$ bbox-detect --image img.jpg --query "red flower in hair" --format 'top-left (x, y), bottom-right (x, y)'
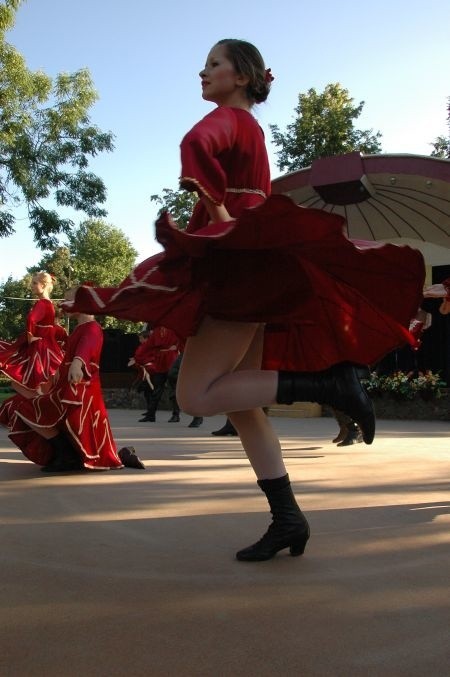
top-left (265, 68), bottom-right (274, 83)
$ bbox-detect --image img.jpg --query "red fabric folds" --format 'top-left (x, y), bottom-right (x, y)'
top-left (63, 195), bottom-right (425, 371)
top-left (0, 299), bottom-right (64, 390)
top-left (0, 321), bottom-right (122, 469)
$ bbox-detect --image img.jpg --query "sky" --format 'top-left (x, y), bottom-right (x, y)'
top-left (1, 0), bottom-right (450, 282)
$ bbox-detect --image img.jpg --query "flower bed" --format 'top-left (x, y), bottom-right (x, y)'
top-left (362, 370), bottom-right (449, 421)
top-left (362, 370), bottom-right (447, 401)
top-left (321, 370), bottom-right (449, 421)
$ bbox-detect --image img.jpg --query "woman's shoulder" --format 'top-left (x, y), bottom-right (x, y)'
top-left (201, 106), bottom-right (255, 122)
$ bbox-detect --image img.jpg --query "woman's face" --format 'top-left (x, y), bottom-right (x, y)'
top-left (199, 44), bottom-right (248, 106)
top-left (31, 277), bottom-right (45, 297)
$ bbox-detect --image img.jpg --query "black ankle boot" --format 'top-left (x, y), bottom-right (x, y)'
top-left (236, 474), bottom-right (310, 562)
top-left (332, 408), bottom-right (352, 443)
top-left (42, 432), bottom-right (83, 473)
top-left (277, 362), bottom-right (375, 444)
top-left (337, 423), bottom-right (363, 447)
top-left (188, 416), bottom-right (203, 428)
top-left (168, 413), bottom-right (180, 423)
top-left (211, 418), bottom-right (238, 436)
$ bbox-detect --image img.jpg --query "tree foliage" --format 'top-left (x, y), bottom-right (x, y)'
top-left (0, 274), bottom-right (32, 340)
top-left (150, 187), bottom-right (198, 230)
top-left (30, 220), bottom-right (139, 331)
top-left (65, 219), bottom-right (137, 287)
top-left (430, 97), bottom-right (450, 159)
top-left (270, 83), bottom-right (382, 172)
top-left (0, 0), bottom-right (114, 247)
top-left (0, 220), bottom-right (141, 337)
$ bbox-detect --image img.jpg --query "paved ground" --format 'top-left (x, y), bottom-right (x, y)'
top-left (1, 411), bottom-right (449, 677)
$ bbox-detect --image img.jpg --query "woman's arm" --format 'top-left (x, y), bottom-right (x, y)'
top-left (200, 197), bottom-right (233, 224)
top-left (180, 108), bottom-right (238, 208)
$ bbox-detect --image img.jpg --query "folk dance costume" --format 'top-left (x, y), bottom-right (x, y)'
top-left (0, 320), bottom-right (123, 470)
top-left (133, 326), bottom-right (180, 422)
top-left (0, 298), bottom-right (64, 391)
top-left (62, 107), bottom-right (425, 377)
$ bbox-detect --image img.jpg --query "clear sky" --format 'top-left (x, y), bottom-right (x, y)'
top-left (2, 0), bottom-right (449, 282)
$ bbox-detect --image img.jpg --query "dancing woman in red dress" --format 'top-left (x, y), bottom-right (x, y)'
top-left (129, 325), bottom-right (180, 422)
top-left (0, 271), bottom-right (64, 391)
top-left (0, 287), bottom-right (143, 472)
top-left (63, 40), bottom-right (425, 560)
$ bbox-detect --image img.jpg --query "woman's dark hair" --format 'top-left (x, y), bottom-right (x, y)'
top-left (216, 39), bottom-right (271, 104)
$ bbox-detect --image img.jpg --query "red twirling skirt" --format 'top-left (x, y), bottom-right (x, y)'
top-left (63, 195), bottom-right (425, 371)
top-left (0, 375), bottom-right (123, 469)
top-left (0, 333), bottom-right (64, 390)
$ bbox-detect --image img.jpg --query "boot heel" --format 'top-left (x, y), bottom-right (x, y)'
top-left (289, 529), bottom-right (310, 557)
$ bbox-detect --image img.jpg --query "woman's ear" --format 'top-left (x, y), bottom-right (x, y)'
top-left (235, 73), bottom-right (250, 88)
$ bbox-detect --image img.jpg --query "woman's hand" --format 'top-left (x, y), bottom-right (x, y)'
top-left (202, 196), bottom-right (233, 223)
top-left (27, 332), bottom-right (42, 345)
top-left (68, 358), bottom-right (84, 384)
top-left (423, 283), bottom-right (447, 298)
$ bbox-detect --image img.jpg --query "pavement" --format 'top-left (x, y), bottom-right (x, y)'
top-left (0, 410), bottom-right (449, 677)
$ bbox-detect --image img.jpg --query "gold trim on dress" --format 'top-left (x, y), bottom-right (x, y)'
top-left (226, 187), bottom-right (267, 198)
top-left (179, 176), bottom-right (220, 205)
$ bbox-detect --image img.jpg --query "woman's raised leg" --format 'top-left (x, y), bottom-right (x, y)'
top-left (176, 316), bottom-right (278, 416)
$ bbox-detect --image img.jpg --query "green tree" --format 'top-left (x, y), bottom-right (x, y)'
top-left (0, 274), bottom-right (32, 340)
top-left (66, 219), bottom-right (137, 286)
top-left (270, 83), bottom-right (382, 172)
top-left (0, 0), bottom-right (114, 248)
top-left (150, 187), bottom-right (198, 230)
top-left (66, 219), bottom-right (139, 331)
top-left (430, 97), bottom-right (450, 158)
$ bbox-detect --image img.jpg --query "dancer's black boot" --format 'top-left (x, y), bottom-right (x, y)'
top-left (277, 362), bottom-right (375, 444)
top-left (337, 422), bottom-right (363, 447)
top-left (236, 474), bottom-right (310, 562)
top-left (332, 408), bottom-right (351, 443)
top-left (188, 416), bottom-right (203, 428)
top-left (139, 406), bottom-right (156, 422)
top-left (41, 432), bottom-right (84, 473)
top-left (211, 418), bottom-right (238, 436)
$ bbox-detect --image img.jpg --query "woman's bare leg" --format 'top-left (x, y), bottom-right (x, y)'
top-left (228, 325), bottom-right (286, 479)
top-left (229, 408), bottom-right (286, 479)
top-left (178, 318), bottom-right (286, 479)
top-left (179, 317), bottom-right (309, 561)
top-left (177, 316), bottom-right (278, 416)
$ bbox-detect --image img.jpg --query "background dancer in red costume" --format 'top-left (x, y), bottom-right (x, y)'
top-left (63, 39), bottom-right (425, 560)
top-left (129, 325), bottom-right (181, 423)
top-left (0, 271), bottom-right (64, 392)
top-left (0, 286), bottom-right (144, 472)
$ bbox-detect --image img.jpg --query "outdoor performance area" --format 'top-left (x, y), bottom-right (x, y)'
top-left (1, 411), bottom-right (449, 676)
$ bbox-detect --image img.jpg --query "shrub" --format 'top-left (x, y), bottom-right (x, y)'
top-left (362, 370), bottom-right (447, 400)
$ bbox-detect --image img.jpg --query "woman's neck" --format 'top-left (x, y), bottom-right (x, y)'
top-left (215, 90), bottom-right (251, 111)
